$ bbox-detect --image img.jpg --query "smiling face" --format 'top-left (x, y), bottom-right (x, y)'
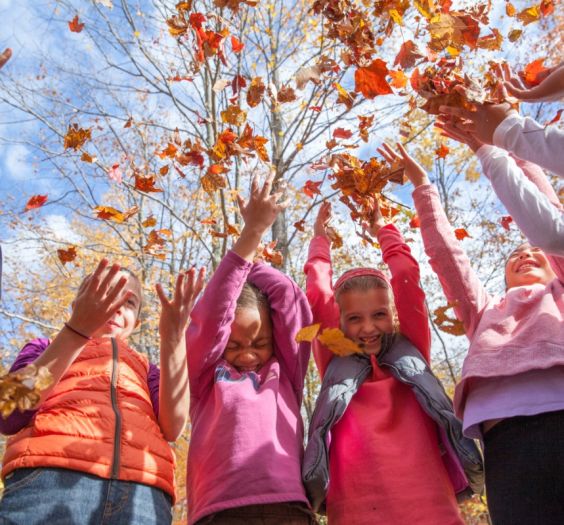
top-left (505, 243), bottom-right (556, 290)
top-left (338, 287), bottom-right (395, 355)
top-left (90, 270), bottom-right (142, 340)
top-left (223, 306), bottom-right (274, 372)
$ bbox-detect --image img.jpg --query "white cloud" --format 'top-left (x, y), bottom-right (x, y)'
top-left (3, 144), bottom-right (30, 180)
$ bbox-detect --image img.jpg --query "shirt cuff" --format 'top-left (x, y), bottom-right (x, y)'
top-left (492, 111), bottom-right (521, 149)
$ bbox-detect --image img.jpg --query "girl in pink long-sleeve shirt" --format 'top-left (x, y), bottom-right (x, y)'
top-left (305, 201), bottom-right (463, 525)
top-left (380, 142), bottom-right (564, 525)
top-left (186, 175), bottom-right (315, 525)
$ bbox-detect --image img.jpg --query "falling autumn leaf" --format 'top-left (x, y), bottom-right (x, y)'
top-left (508, 29), bottom-right (523, 42)
top-left (302, 180), bottom-right (322, 198)
top-left (333, 128), bottom-right (353, 140)
top-left (64, 124), bottom-right (92, 150)
top-left (435, 144), bottom-right (450, 158)
top-left (500, 216), bottom-right (513, 231)
top-left (454, 227), bottom-right (471, 240)
top-left (317, 328), bottom-right (362, 356)
top-left (25, 195), bottom-right (48, 211)
top-left (142, 216), bottom-right (157, 228)
top-left (135, 174), bottom-right (162, 193)
top-left (545, 109), bottom-right (563, 127)
top-left (433, 303), bottom-right (465, 336)
top-left (355, 59), bottom-right (393, 99)
top-left (295, 323), bottom-right (321, 343)
top-left (247, 76), bottom-right (266, 108)
top-left (107, 163), bottom-right (122, 184)
top-left (231, 35), bottom-right (244, 53)
top-left (409, 214), bottom-right (421, 228)
top-left (393, 40), bottom-right (425, 70)
top-left (294, 219), bottom-right (306, 232)
top-left (57, 246), bottom-right (78, 265)
top-left (516, 5), bottom-right (541, 25)
top-left (221, 104), bottom-right (247, 126)
top-left (389, 69), bottom-right (408, 89)
top-left (68, 15), bottom-right (85, 33)
top-left (0, 365), bottom-right (53, 419)
top-left (94, 205), bottom-right (138, 223)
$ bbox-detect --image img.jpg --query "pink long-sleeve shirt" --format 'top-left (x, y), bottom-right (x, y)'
top-left (185, 251), bottom-right (311, 524)
top-left (412, 184), bottom-right (564, 433)
top-left (305, 225), bottom-right (462, 525)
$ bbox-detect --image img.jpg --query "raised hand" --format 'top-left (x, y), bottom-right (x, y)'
top-left (156, 267), bottom-right (206, 347)
top-left (501, 61), bottom-right (564, 102)
top-left (67, 259), bottom-right (132, 338)
top-left (438, 86), bottom-right (513, 146)
top-left (234, 174), bottom-right (289, 261)
top-left (313, 201), bottom-right (332, 239)
top-left (435, 116), bottom-right (484, 153)
top-left (377, 143), bottom-right (429, 188)
top-left (362, 200), bottom-right (387, 238)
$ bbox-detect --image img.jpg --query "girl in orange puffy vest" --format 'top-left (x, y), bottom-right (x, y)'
top-left (0, 259), bottom-right (204, 525)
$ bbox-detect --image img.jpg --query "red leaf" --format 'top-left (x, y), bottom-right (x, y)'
top-left (231, 74), bottom-right (247, 96)
top-left (409, 214), bottom-right (420, 228)
top-left (355, 59), bottom-right (393, 99)
top-left (68, 15), bottom-right (84, 33)
top-left (333, 128), bottom-right (353, 139)
top-left (500, 216), bottom-right (513, 231)
top-left (435, 144), bottom-right (450, 158)
top-left (454, 227), bottom-right (471, 240)
top-left (189, 13), bottom-right (206, 30)
top-left (310, 106), bottom-right (322, 112)
top-left (231, 35), bottom-right (244, 53)
top-left (302, 180), bottom-right (322, 198)
top-left (25, 195), bottom-right (48, 211)
top-left (393, 40), bottom-right (424, 70)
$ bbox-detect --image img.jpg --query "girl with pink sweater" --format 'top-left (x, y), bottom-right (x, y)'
top-left (304, 201), bottom-right (466, 525)
top-left (185, 176), bottom-right (314, 525)
top-left (381, 143), bottom-right (564, 525)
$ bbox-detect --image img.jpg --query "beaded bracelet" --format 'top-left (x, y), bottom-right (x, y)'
top-left (64, 322), bottom-right (92, 341)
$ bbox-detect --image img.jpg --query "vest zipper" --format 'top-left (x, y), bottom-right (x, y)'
top-left (110, 337), bottom-right (122, 479)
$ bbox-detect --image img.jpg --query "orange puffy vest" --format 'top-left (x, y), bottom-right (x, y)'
top-left (2, 338), bottom-right (176, 500)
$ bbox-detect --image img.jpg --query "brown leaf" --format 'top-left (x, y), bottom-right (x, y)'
top-left (221, 105), bottom-right (247, 126)
top-left (57, 246), bottom-right (78, 265)
top-left (277, 86), bottom-right (297, 104)
top-left (64, 124), bottom-right (92, 150)
top-left (135, 174), bottom-right (163, 193)
top-left (433, 303), bottom-right (465, 336)
top-left (247, 76), bottom-right (266, 108)
top-left (393, 40), bottom-right (425, 70)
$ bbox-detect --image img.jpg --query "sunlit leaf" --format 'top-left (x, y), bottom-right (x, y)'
top-left (57, 246), bottom-right (78, 265)
top-left (433, 303), bottom-right (465, 336)
top-left (355, 59), bottom-right (393, 99)
top-left (500, 216), bottom-right (513, 231)
top-left (25, 195), bottom-right (48, 211)
top-left (295, 323), bottom-right (321, 343)
top-left (454, 227), bottom-right (471, 240)
top-left (64, 124), bottom-right (92, 150)
top-left (317, 327), bottom-right (362, 356)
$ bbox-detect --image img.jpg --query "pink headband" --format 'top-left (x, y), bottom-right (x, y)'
top-left (334, 268), bottom-right (390, 291)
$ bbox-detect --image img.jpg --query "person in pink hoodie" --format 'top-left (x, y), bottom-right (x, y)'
top-left (379, 142), bottom-right (564, 525)
top-left (304, 200), bottom-right (464, 525)
top-left (185, 175), bottom-right (315, 525)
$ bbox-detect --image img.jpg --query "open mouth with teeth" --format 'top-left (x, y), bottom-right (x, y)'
top-left (357, 335), bottom-right (381, 348)
top-left (515, 260), bottom-right (540, 273)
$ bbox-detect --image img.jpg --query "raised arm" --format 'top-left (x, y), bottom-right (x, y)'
top-left (187, 174), bottom-right (288, 397)
top-left (380, 143), bottom-right (491, 339)
top-left (247, 263), bottom-right (312, 399)
top-left (187, 252), bottom-right (252, 398)
top-left (304, 202), bottom-right (341, 377)
top-left (378, 223), bottom-right (431, 361)
top-left (476, 145), bottom-right (564, 257)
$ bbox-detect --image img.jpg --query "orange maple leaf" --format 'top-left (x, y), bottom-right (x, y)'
top-left (135, 175), bottom-right (162, 193)
top-left (64, 124), bottom-right (92, 150)
top-left (435, 144), bottom-right (450, 158)
top-left (355, 59), bottom-right (393, 99)
top-left (295, 323), bottom-right (321, 343)
top-left (247, 77), bottom-right (266, 108)
top-left (333, 128), bottom-right (353, 140)
top-left (231, 35), bottom-right (244, 53)
top-left (520, 58), bottom-right (550, 87)
top-left (454, 227), bottom-right (471, 240)
top-left (317, 328), bottom-right (362, 356)
top-left (25, 195), bottom-right (48, 211)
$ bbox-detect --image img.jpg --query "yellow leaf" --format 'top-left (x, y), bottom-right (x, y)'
top-left (295, 323), bottom-right (321, 343)
top-left (389, 8), bottom-right (403, 25)
top-left (317, 328), bottom-right (362, 356)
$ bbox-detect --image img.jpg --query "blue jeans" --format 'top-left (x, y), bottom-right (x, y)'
top-left (0, 467), bottom-right (172, 525)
